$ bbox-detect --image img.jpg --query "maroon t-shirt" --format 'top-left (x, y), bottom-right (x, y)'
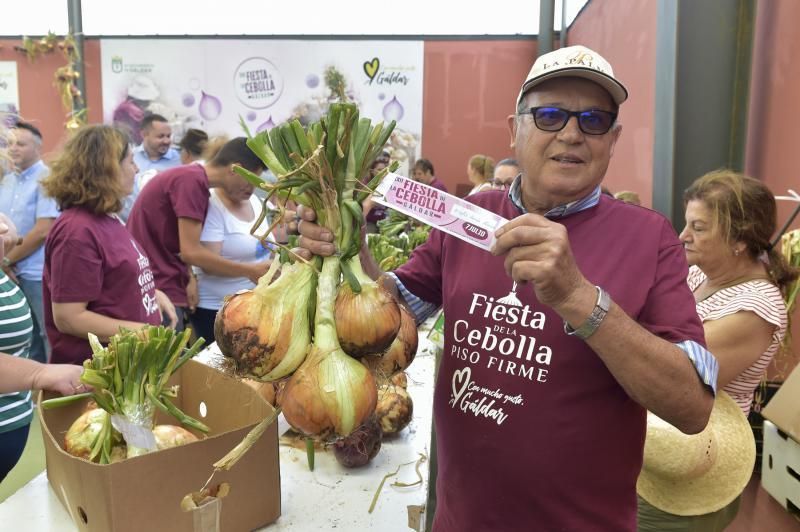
top-left (44, 208), bottom-right (161, 365)
top-left (429, 177), bottom-right (448, 194)
top-left (395, 191), bottom-right (704, 532)
top-left (126, 164), bottom-right (210, 306)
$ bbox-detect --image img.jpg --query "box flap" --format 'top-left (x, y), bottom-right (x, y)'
top-left (762, 363), bottom-right (800, 441)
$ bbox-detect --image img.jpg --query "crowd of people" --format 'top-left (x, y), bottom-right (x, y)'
top-left (0, 43), bottom-right (794, 532)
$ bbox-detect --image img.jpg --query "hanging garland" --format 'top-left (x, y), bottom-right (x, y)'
top-left (14, 32), bottom-right (86, 130)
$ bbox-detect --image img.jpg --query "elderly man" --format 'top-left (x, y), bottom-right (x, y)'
top-left (0, 122), bottom-right (59, 363)
top-left (299, 45), bottom-right (716, 531)
top-left (492, 157), bottom-right (520, 188)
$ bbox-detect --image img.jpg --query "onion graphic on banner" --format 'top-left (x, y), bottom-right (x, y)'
top-left (198, 91), bottom-right (222, 120)
top-left (382, 96), bottom-right (404, 122)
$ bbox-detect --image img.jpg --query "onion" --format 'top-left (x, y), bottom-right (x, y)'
top-left (375, 378), bottom-right (413, 435)
top-left (364, 304), bottom-right (418, 377)
top-left (153, 425), bottom-right (199, 449)
top-left (335, 257), bottom-right (401, 357)
top-left (332, 416), bottom-right (383, 468)
top-left (64, 408), bottom-right (124, 461)
top-left (244, 378), bottom-right (278, 405)
top-left (215, 261), bottom-right (314, 380)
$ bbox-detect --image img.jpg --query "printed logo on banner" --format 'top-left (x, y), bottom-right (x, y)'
top-left (111, 56), bottom-right (123, 74)
top-left (362, 56), bottom-right (411, 87)
top-left (233, 57), bottom-right (284, 109)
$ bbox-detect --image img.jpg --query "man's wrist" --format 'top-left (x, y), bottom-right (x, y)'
top-left (563, 285), bottom-right (611, 340)
top-left (2, 257), bottom-right (13, 268)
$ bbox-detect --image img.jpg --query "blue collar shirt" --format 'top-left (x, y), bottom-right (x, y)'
top-left (0, 160), bottom-right (60, 280)
top-left (132, 144), bottom-right (181, 174)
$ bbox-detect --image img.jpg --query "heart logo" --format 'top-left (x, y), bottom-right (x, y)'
top-left (450, 367), bottom-right (472, 406)
top-left (363, 57), bottom-right (380, 81)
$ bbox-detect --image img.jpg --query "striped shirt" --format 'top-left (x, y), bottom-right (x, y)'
top-left (688, 265), bottom-right (786, 414)
top-left (0, 271), bottom-right (34, 433)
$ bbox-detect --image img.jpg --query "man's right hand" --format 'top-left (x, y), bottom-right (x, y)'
top-left (295, 206), bottom-right (336, 260)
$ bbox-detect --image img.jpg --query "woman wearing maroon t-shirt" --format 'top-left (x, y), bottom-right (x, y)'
top-left (41, 126), bottom-right (176, 365)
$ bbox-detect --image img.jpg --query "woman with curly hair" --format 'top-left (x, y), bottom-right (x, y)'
top-left (41, 125), bottom-right (176, 365)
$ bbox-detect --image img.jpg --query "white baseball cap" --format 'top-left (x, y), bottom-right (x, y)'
top-left (516, 45), bottom-right (628, 108)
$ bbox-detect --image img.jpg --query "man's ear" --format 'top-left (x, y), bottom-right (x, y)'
top-left (506, 114), bottom-right (518, 150)
top-left (608, 123), bottom-right (623, 158)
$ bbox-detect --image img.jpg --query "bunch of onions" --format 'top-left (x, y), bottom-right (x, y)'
top-left (44, 326), bottom-right (208, 464)
top-left (215, 259), bottom-right (315, 380)
top-left (230, 103), bottom-right (406, 443)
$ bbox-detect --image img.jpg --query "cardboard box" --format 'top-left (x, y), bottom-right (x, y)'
top-left (39, 359), bottom-right (281, 532)
top-left (761, 363), bottom-right (800, 443)
top-left (760, 420), bottom-right (800, 512)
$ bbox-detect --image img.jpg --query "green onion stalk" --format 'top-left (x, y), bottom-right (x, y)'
top-left (42, 326), bottom-right (208, 464)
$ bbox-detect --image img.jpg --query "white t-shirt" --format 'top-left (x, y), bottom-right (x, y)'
top-left (197, 190), bottom-right (274, 310)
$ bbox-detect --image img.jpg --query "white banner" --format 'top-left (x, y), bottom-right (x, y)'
top-left (100, 39), bottom-right (423, 173)
top-left (0, 61), bottom-right (19, 116)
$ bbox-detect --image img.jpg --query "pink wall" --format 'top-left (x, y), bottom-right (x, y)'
top-left (0, 39), bottom-right (103, 159)
top-left (422, 39), bottom-right (538, 195)
top-left (745, 0), bottom-right (800, 376)
top-left (567, 0), bottom-right (658, 207)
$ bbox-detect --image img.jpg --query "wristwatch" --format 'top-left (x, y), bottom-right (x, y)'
top-left (563, 286), bottom-right (611, 340)
top-left (1, 257), bottom-right (11, 268)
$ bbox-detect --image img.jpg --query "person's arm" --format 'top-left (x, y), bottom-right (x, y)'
top-left (4, 217), bottom-right (54, 264)
top-left (52, 301), bottom-right (149, 342)
top-left (702, 310), bottom-right (775, 388)
top-left (0, 213), bottom-right (20, 255)
top-left (154, 289), bottom-right (178, 328)
top-left (491, 213), bottom-right (713, 435)
top-left (178, 218), bottom-right (270, 283)
top-left (0, 353), bottom-right (85, 395)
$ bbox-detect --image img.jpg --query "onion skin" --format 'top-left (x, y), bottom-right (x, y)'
top-left (64, 408), bottom-right (110, 459)
top-left (335, 281), bottom-right (401, 357)
top-left (244, 378), bottom-right (278, 406)
top-left (214, 262), bottom-right (313, 381)
top-left (64, 408), bottom-right (126, 462)
top-left (364, 304), bottom-right (418, 377)
top-left (375, 379), bottom-right (413, 435)
top-left (332, 416), bottom-right (383, 468)
top-left (281, 346), bottom-right (378, 438)
top-left (153, 425), bottom-right (199, 449)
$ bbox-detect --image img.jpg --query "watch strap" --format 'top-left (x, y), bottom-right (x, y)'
top-left (563, 286), bottom-right (610, 340)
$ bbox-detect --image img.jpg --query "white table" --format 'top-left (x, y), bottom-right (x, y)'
top-left (0, 328), bottom-right (438, 531)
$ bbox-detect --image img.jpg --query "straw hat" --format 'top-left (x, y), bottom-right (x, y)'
top-left (636, 391), bottom-right (755, 516)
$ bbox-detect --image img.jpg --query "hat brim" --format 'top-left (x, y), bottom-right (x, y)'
top-left (517, 68), bottom-right (629, 108)
top-left (636, 392), bottom-right (755, 516)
